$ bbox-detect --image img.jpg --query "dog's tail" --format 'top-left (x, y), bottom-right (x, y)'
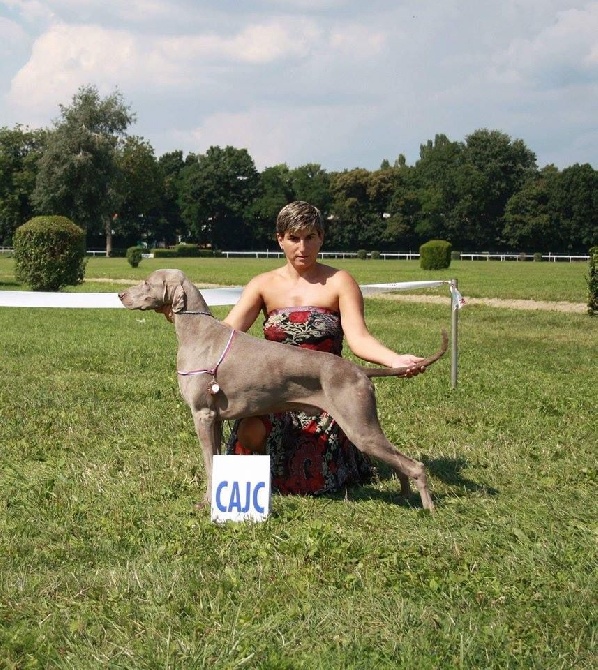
top-left (360, 330), bottom-right (449, 378)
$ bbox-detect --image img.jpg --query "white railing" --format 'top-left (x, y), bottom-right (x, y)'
top-left (0, 248), bottom-right (590, 262)
top-left (221, 250), bottom-right (590, 262)
top-left (458, 253), bottom-right (590, 262)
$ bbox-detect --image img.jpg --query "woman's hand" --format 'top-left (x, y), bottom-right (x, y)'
top-left (389, 353), bottom-right (427, 376)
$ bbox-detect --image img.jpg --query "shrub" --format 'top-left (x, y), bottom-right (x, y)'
top-left (14, 216), bottom-right (86, 291)
top-left (126, 246), bottom-right (143, 268)
top-left (451, 250), bottom-right (461, 261)
top-left (419, 240), bottom-right (452, 270)
top-left (356, 249), bottom-right (368, 260)
top-left (587, 246), bottom-right (598, 316)
top-left (518, 252), bottom-right (528, 261)
top-left (151, 245), bottom-right (219, 258)
top-left (174, 243), bottom-right (201, 257)
top-left (152, 248), bottom-right (178, 259)
top-left (370, 250), bottom-right (380, 260)
top-left (533, 252), bottom-right (543, 262)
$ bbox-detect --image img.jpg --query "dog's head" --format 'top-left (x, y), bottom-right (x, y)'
top-left (119, 269), bottom-right (187, 321)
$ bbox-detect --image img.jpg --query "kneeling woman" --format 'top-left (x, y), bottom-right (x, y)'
top-left (223, 201), bottom-right (425, 495)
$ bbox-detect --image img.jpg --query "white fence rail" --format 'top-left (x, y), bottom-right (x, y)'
top-left (220, 250), bottom-right (590, 262)
top-left (0, 248), bottom-right (590, 262)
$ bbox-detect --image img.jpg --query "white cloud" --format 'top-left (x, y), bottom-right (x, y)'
top-left (492, 3), bottom-right (598, 87)
top-left (177, 102), bottom-right (387, 171)
top-left (7, 24), bottom-right (141, 122)
top-left (1, 1), bottom-right (596, 169)
top-left (2, 0), bottom-right (55, 24)
top-left (0, 17), bottom-right (28, 52)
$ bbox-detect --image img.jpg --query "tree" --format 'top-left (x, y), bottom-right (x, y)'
top-left (330, 168), bottom-right (382, 249)
top-left (247, 164), bottom-right (294, 248)
top-left (0, 125), bottom-right (46, 245)
top-left (178, 146), bottom-right (259, 249)
top-left (456, 129), bottom-right (537, 249)
top-left (114, 136), bottom-right (164, 247)
top-left (383, 164), bottom-right (421, 250)
top-left (503, 165), bottom-right (561, 251)
top-left (157, 150), bottom-right (186, 246)
top-left (33, 85), bottom-right (135, 255)
top-left (289, 164), bottom-right (332, 215)
top-left (552, 164), bottom-right (598, 252)
top-left (412, 130), bottom-right (537, 250)
top-left (412, 134), bottom-right (464, 244)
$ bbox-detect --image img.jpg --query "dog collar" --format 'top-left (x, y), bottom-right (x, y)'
top-left (177, 330), bottom-right (236, 385)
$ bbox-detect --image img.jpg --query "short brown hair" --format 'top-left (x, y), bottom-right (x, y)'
top-left (276, 201), bottom-right (324, 236)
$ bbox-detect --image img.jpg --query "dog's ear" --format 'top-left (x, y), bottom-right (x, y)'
top-left (172, 285), bottom-right (186, 313)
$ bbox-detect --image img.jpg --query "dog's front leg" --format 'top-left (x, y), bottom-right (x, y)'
top-left (191, 408), bottom-right (221, 507)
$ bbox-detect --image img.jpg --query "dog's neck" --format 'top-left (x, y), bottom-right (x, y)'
top-left (181, 279), bottom-right (212, 315)
top-left (172, 279), bottom-right (224, 345)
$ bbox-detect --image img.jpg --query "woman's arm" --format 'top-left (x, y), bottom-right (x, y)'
top-left (222, 276), bottom-right (265, 332)
top-left (336, 271), bottom-right (425, 370)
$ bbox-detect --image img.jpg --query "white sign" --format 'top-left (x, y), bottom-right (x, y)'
top-left (211, 455), bottom-right (271, 523)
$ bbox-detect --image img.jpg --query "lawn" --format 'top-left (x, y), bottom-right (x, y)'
top-left (0, 258), bottom-right (596, 668)
top-left (0, 254), bottom-right (590, 303)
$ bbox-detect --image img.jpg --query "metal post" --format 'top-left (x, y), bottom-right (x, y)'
top-left (450, 278), bottom-right (459, 389)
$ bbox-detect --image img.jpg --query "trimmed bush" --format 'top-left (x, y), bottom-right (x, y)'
top-left (533, 252), bottom-right (543, 262)
top-left (370, 250), bottom-right (380, 260)
top-left (587, 246), bottom-right (598, 316)
top-left (356, 249), bottom-right (368, 260)
top-left (174, 243), bottom-right (201, 257)
top-left (419, 239), bottom-right (452, 270)
top-left (151, 246), bottom-right (219, 258)
top-left (152, 248), bottom-right (178, 259)
top-left (14, 216), bottom-right (86, 291)
top-left (126, 246), bottom-right (143, 268)
top-left (451, 250), bottom-right (461, 261)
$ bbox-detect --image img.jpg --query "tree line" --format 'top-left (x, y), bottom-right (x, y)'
top-left (1, 85), bottom-right (596, 254)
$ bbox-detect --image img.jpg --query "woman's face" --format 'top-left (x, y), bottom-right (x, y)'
top-left (277, 227), bottom-right (323, 268)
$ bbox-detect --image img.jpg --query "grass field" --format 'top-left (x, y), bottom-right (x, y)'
top-left (0, 254), bottom-right (591, 303)
top-left (0, 258), bottom-right (596, 668)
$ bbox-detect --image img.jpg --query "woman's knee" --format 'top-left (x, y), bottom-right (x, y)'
top-left (237, 416), bottom-right (268, 453)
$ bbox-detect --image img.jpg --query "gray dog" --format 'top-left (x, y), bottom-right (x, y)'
top-left (119, 269), bottom-right (447, 510)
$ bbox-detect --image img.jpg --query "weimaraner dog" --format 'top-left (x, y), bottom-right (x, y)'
top-left (119, 269), bottom-right (448, 510)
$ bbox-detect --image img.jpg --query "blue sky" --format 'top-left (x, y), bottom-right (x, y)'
top-left (1, 0), bottom-right (596, 171)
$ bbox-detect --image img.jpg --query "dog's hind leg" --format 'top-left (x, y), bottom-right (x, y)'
top-left (323, 378), bottom-right (434, 510)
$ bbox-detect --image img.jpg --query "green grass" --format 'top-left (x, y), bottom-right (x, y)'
top-left (0, 261), bottom-right (596, 668)
top-left (0, 254), bottom-right (590, 302)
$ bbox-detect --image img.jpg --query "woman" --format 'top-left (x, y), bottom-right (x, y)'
top-left (223, 201), bottom-right (425, 495)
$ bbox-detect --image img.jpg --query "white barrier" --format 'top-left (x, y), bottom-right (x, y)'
top-left (0, 287), bottom-right (245, 309)
top-left (0, 280), bottom-right (462, 387)
top-left (211, 455), bottom-right (271, 522)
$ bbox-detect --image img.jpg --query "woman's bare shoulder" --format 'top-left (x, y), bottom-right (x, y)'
top-left (325, 266), bottom-right (359, 288)
top-left (246, 268), bottom-right (283, 290)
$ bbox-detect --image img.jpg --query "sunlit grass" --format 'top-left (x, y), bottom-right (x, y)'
top-left (1, 283), bottom-right (596, 667)
top-left (0, 254), bottom-right (590, 303)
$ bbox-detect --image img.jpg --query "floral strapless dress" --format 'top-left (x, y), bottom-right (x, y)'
top-left (225, 307), bottom-right (375, 495)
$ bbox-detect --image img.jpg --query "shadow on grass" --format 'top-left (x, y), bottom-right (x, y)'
top-left (310, 455), bottom-right (499, 510)
top-left (422, 455), bottom-right (499, 497)
top-left (0, 279), bottom-right (22, 289)
top-left (270, 486), bottom-right (425, 513)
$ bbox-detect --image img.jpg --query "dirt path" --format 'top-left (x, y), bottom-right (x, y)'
top-left (367, 292), bottom-right (587, 313)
